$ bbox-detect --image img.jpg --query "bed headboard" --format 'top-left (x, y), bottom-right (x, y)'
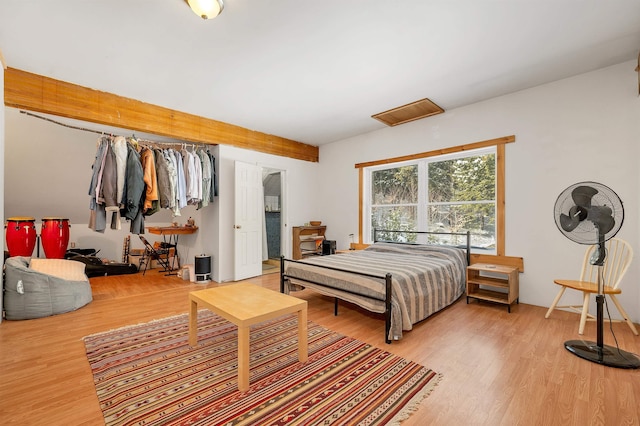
top-left (373, 229), bottom-right (471, 265)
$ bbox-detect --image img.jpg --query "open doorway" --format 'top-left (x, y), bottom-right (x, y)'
top-left (262, 168), bottom-right (285, 275)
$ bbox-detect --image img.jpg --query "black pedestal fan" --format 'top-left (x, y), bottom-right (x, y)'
top-left (554, 181), bottom-right (640, 369)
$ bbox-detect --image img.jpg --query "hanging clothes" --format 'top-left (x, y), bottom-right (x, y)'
top-left (88, 137), bottom-right (110, 232)
top-left (197, 148), bottom-right (212, 209)
top-left (193, 149), bottom-right (203, 204)
top-left (101, 142), bottom-right (122, 230)
top-left (164, 149), bottom-right (179, 216)
top-left (165, 149), bottom-right (177, 211)
top-left (154, 148), bottom-right (171, 209)
top-left (140, 147), bottom-right (159, 214)
top-left (87, 136), bottom-right (216, 234)
top-left (121, 143), bottom-right (146, 234)
top-left (112, 136), bottom-right (128, 210)
top-left (207, 149), bottom-right (218, 198)
top-left (173, 149), bottom-right (187, 209)
top-left (181, 146), bottom-right (194, 204)
top-left (182, 147), bottom-right (202, 206)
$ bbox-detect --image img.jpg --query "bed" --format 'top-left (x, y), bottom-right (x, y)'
top-left (280, 230), bottom-right (470, 343)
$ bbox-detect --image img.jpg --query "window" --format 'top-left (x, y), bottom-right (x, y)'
top-left (370, 163), bottom-right (419, 241)
top-left (365, 147), bottom-right (496, 253)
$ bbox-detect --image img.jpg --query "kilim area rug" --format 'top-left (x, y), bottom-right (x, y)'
top-left (83, 311), bottom-right (441, 426)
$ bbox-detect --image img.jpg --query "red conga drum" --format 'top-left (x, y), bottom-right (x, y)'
top-left (5, 216), bottom-right (37, 257)
top-left (41, 217), bottom-right (70, 259)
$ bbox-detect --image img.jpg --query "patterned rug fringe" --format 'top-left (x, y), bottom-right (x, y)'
top-left (387, 372), bottom-right (443, 425)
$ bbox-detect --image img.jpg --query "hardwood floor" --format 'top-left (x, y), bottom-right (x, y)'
top-left (1, 270), bottom-right (639, 425)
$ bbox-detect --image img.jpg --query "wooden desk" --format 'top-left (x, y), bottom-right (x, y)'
top-left (189, 283), bottom-right (308, 391)
top-left (146, 226), bottom-right (198, 271)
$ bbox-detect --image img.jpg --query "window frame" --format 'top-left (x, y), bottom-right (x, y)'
top-left (364, 147), bottom-right (497, 253)
top-left (366, 158), bottom-right (420, 238)
top-left (356, 135), bottom-right (515, 258)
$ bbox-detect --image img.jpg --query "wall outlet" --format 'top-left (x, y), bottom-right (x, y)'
top-left (70, 242), bottom-right (76, 248)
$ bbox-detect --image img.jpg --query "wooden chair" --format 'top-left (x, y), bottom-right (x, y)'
top-left (545, 238), bottom-right (638, 336)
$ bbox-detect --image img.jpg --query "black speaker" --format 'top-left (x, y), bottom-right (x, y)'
top-left (322, 240), bottom-right (336, 255)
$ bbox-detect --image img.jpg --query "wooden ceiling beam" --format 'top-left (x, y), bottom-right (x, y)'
top-left (4, 67), bottom-right (319, 162)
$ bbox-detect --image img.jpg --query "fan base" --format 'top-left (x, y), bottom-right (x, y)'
top-left (565, 340), bottom-right (640, 369)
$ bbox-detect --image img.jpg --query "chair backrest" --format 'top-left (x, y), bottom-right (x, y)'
top-left (139, 235), bottom-right (155, 252)
top-left (139, 235), bottom-right (149, 246)
top-left (138, 235), bottom-right (168, 255)
top-left (579, 237), bottom-right (633, 289)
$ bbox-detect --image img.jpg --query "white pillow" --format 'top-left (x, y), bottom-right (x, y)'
top-left (29, 259), bottom-right (88, 281)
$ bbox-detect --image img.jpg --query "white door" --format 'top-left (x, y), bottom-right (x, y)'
top-left (234, 161), bottom-right (263, 280)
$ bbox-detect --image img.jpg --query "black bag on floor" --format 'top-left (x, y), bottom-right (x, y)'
top-left (68, 255), bottom-right (138, 278)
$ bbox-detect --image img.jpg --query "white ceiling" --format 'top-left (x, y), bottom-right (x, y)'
top-left (1, 1), bottom-right (639, 147)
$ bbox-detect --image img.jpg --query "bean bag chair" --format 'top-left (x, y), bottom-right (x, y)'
top-left (3, 257), bottom-right (93, 320)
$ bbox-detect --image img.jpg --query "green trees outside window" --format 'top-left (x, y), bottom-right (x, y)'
top-left (368, 148), bottom-right (496, 250)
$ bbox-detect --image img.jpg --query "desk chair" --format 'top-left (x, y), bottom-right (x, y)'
top-left (545, 238), bottom-right (638, 336)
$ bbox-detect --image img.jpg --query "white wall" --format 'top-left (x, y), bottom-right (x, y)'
top-left (214, 144), bottom-right (320, 282)
top-left (317, 61), bottom-right (640, 323)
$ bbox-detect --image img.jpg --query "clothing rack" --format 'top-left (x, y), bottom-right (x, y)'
top-left (21, 110), bottom-right (105, 135)
top-left (136, 139), bottom-right (206, 152)
top-left (20, 110), bottom-right (214, 149)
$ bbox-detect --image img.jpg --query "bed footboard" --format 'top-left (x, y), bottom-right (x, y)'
top-left (281, 256), bottom-right (394, 344)
top-left (280, 229), bottom-right (470, 344)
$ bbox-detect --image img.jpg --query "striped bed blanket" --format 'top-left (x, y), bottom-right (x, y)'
top-left (283, 242), bottom-right (467, 340)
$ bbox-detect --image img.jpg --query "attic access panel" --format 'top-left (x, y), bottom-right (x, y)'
top-left (372, 98), bottom-right (444, 127)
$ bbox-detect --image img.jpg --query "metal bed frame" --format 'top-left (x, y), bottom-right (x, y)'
top-left (280, 230), bottom-right (470, 343)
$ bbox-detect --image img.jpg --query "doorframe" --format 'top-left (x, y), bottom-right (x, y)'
top-left (261, 165), bottom-right (288, 260)
top-left (279, 169), bottom-right (288, 258)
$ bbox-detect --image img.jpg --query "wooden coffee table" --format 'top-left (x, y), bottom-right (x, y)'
top-left (188, 282), bottom-right (308, 391)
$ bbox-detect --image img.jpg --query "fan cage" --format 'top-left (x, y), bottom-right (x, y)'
top-left (553, 181), bottom-right (624, 245)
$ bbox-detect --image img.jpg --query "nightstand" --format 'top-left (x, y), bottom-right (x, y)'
top-left (466, 263), bottom-right (519, 312)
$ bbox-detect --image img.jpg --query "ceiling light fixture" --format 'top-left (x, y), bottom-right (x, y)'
top-left (185, 0), bottom-right (224, 20)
